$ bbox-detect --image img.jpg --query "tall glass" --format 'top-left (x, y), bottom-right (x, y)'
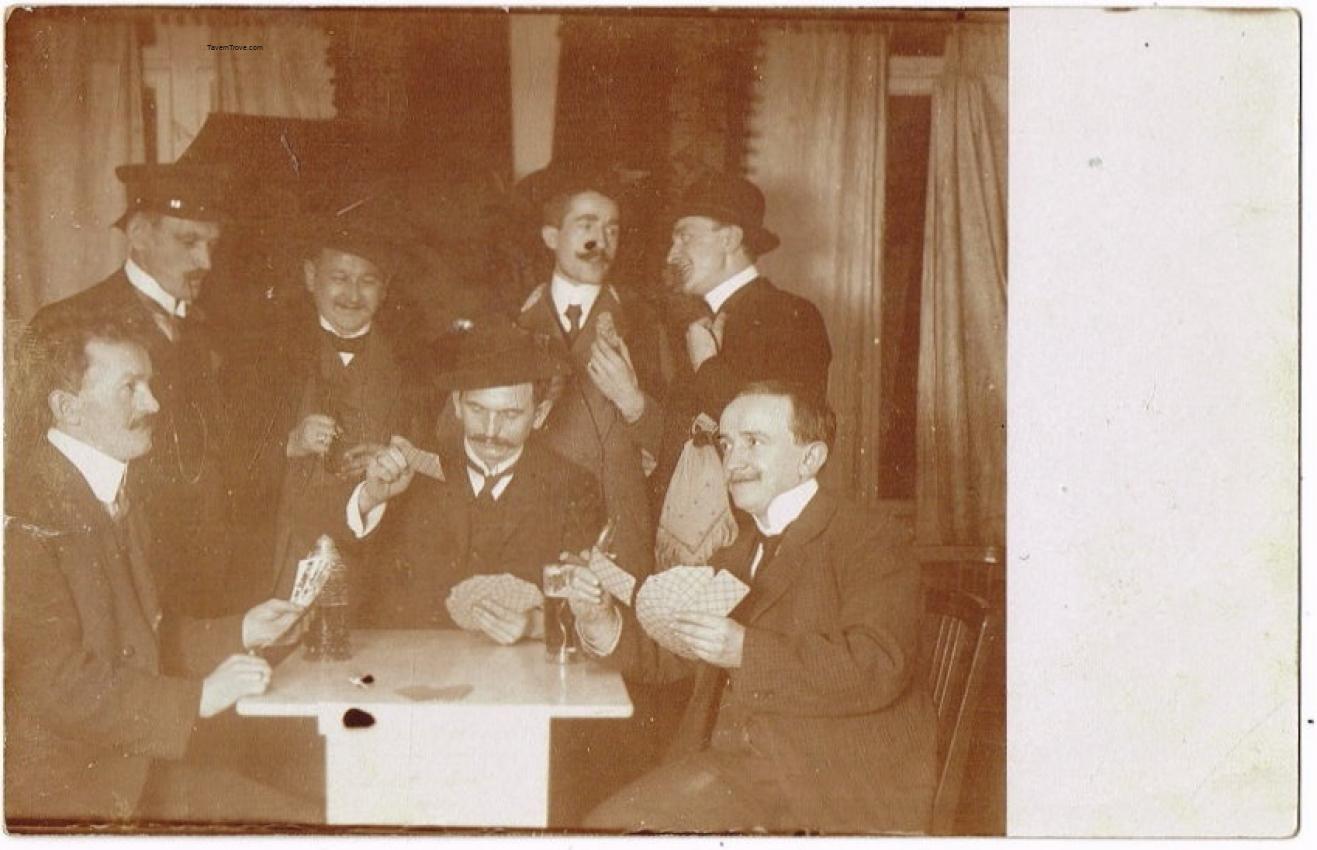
top-left (542, 564), bottom-right (578, 664)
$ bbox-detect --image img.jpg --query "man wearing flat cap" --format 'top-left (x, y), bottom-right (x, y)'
top-left (224, 193), bottom-right (431, 606)
top-left (515, 161), bottom-right (665, 583)
top-left (649, 172), bottom-right (832, 537)
top-left (21, 162), bottom-right (235, 622)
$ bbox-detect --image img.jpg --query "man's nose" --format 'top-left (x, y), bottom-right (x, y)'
top-left (666, 242), bottom-right (682, 264)
top-left (139, 385), bottom-right (161, 415)
top-left (193, 244), bottom-right (212, 271)
top-left (480, 412), bottom-right (499, 436)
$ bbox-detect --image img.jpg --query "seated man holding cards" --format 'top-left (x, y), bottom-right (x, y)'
top-left (570, 381), bottom-right (936, 834)
top-left (4, 315), bottom-right (315, 824)
top-left (341, 316), bottom-right (605, 640)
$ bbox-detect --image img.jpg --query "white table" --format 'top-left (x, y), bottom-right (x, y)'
top-left (237, 629), bottom-right (633, 827)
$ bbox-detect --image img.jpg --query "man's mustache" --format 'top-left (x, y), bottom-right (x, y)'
top-left (576, 245), bottom-right (612, 264)
top-left (727, 472), bottom-right (759, 485)
top-left (131, 414), bottom-right (155, 431)
top-left (473, 436), bottom-right (515, 450)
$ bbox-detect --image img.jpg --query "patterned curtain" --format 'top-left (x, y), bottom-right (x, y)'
top-left (915, 23), bottom-right (1008, 548)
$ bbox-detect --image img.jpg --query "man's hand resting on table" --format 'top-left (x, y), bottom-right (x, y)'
top-left (199, 654), bottom-right (272, 718)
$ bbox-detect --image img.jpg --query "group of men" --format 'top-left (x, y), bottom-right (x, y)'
top-left (5, 157), bottom-right (934, 833)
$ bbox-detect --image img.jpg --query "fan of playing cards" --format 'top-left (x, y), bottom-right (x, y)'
top-left (585, 550), bottom-right (638, 606)
top-left (445, 573), bottom-right (544, 632)
top-left (634, 566), bottom-right (751, 660)
top-left (289, 535), bottom-right (341, 608)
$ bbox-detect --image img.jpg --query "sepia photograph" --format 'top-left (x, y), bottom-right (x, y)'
top-left (1, 2), bottom-right (1296, 840)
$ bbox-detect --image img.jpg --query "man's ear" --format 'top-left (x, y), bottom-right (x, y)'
top-left (800, 441), bottom-right (829, 477)
top-left (124, 214), bottom-right (151, 251)
top-left (721, 224), bottom-right (745, 254)
top-left (48, 388), bottom-right (79, 428)
top-left (531, 397), bottom-right (554, 429)
top-left (303, 259), bottom-right (318, 294)
top-left (541, 225), bottom-right (560, 253)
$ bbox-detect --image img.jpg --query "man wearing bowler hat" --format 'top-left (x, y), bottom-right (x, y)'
top-left (21, 162), bottom-right (236, 622)
top-left (225, 191), bottom-right (431, 606)
top-left (648, 172), bottom-right (833, 523)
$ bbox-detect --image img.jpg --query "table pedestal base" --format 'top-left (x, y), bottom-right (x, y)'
top-left (320, 707), bottom-right (551, 827)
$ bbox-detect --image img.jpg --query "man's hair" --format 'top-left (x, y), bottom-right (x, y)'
top-left (737, 379), bottom-right (836, 449)
top-left (16, 313), bottom-right (143, 432)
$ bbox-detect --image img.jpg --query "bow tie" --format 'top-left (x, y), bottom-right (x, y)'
top-left (323, 328), bottom-right (369, 355)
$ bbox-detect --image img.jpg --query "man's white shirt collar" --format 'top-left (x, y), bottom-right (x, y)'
top-left (318, 316), bottom-right (371, 365)
top-left (317, 315), bottom-right (372, 340)
top-left (463, 440), bottom-right (524, 500)
top-left (124, 258), bottom-right (187, 318)
top-left (754, 477), bottom-right (819, 537)
top-left (703, 265), bottom-right (760, 315)
top-left (550, 273), bottom-right (602, 326)
top-left (47, 428), bottom-right (127, 506)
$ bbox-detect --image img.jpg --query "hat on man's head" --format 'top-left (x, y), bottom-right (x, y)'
top-left (114, 162), bottom-right (232, 229)
top-left (518, 159), bottom-right (645, 221)
top-left (296, 186), bottom-right (416, 277)
top-left (669, 172), bottom-right (780, 255)
top-left (437, 315), bottom-right (566, 392)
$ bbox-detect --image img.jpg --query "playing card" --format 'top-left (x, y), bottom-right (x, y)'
top-left (400, 443), bottom-right (445, 480)
top-left (634, 565), bottom-right (750, 659)
top-left (587, 550), bottom-right (637, 605)
top-left (445, 573), bottom-right (543, 632)
top-left (289, 551), bottom-right (333, 608)
top-left (595, 310), bottom-right (622, 350)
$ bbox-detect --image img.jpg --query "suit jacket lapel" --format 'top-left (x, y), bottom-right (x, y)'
top-left (359, 330), bottom-right (402, 434)
top-left (518, 284), bottom-right (570, 352)
top-left (738, 488), bottom-right (838, 624)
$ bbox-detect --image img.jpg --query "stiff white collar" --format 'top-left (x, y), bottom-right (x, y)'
top-left (463, 440), bottom-right (524, 501)
top-left (124, 258), bottom-right (187, 318)
top-left (47, 428), bottom-right (127, 506)
top-left (754, 477), bottom-right (819, 537)
top-left (318, 314), bottom-right (372, 339)
top-left (703, 264), bottom-right (760, 314)
top-left (550, 273), bottom-right (602, 325)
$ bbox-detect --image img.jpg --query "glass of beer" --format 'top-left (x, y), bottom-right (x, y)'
top-left (542, 564), bottom-right (578, 664)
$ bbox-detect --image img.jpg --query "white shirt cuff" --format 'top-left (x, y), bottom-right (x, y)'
top-left (346, 482), bottom-right (386, 538)
top-left (576, 608), bottom-right (624, 657)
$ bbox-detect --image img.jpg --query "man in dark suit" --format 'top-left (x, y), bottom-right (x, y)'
top-left (515, 162), bottom-right (663, 581)
top-left (225, 199), bottom-right (430, 605)
top-left (4, 316), bottom-right (312, 825)
top-left (20, 163), bottom-right (234, 618)
top-left (573, 381), bottom-right (935, 833)
top-left (314, 317), bottom-right (602, 637)
top-left (646, 173), bottom-right (833, 514)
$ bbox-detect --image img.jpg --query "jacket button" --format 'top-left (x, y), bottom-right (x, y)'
top-left (121, 645), bottom-right (135, 658)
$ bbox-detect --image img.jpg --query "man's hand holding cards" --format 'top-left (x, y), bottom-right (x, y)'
top-left (587, 310), bottom-right (645, 422)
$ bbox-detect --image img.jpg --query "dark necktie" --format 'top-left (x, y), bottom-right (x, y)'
top-left (563, 304), bottom-right (583, 342)
top-left (469, 463), bottom-right (514, 506)
top-left (323, 328), bottom-right (369, 356)
top-left (751, 528), bottom-right (783, 579)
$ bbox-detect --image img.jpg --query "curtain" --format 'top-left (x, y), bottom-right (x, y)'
top-left (4, 10), bottom-right (145, 324)
top-left (747, 21), bottom-right (889, 502)
top-left (915, 23), bottom-right (1008, 548)
top-left (212, 17), bottom-right (335, 118)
